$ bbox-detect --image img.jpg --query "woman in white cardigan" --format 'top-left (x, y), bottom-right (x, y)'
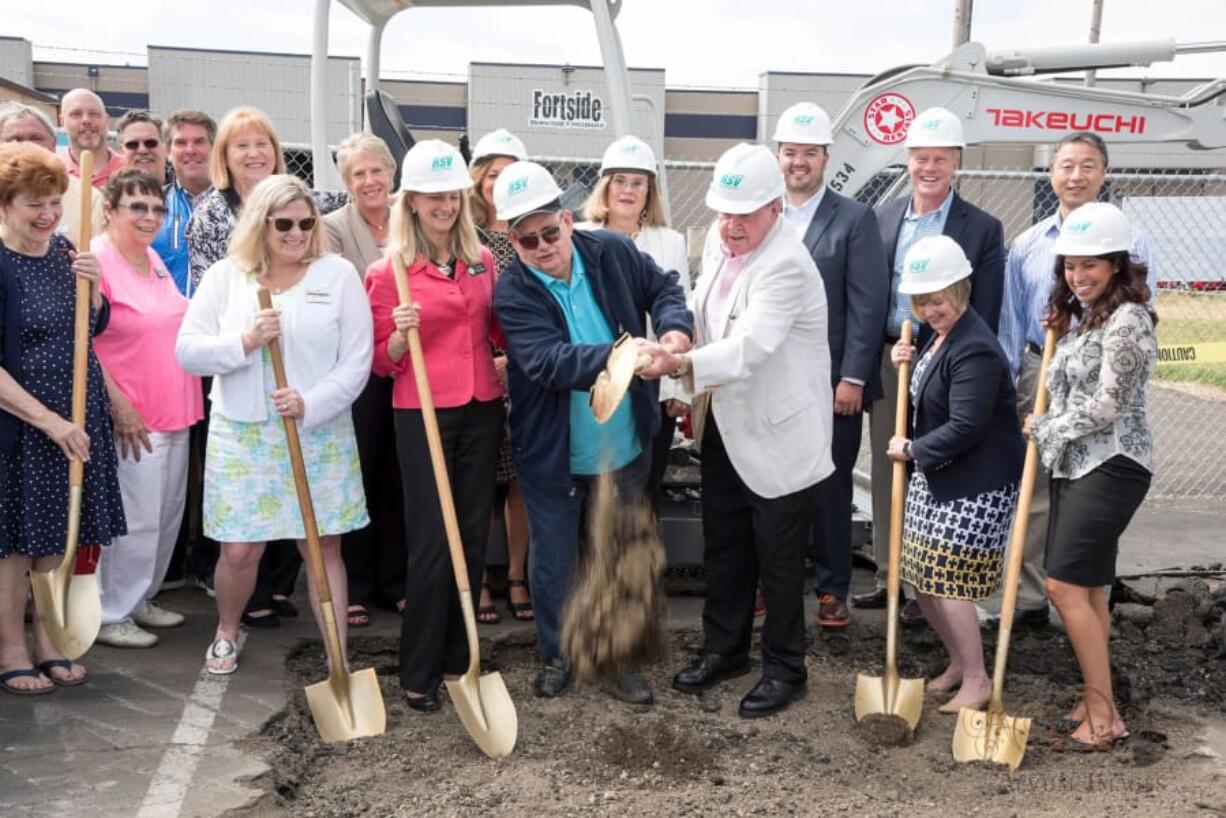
top-left (577, 135), bottom-right (691, 509)
top-left (176, 175), bottom-right (372, 675)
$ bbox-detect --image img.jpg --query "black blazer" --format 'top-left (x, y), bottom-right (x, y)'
top-left (877, 190), bottom-right (1005, 347)
top-left (800, 188), bottom-right (890, 403)
top-left (908, 306), bottom-right (1023, 503)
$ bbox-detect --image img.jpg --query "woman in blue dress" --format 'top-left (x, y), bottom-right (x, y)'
top-left (0, 143), bottom-right (126, 694)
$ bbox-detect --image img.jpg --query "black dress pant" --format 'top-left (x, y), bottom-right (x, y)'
top-left (182, 377), bottom-right (218, 583)
top-left (700, 416), bottom-right (817, 685)
top-left (646, 403), bottom-right (676, 514)
top-left (342, 374), bottom-right (407, 608)
top-left (810, 409), bottom-right (864, 600)
top-left (396, 399), bottom-right (503, 693)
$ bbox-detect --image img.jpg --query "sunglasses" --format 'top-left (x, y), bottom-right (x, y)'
top-left (118, 202), bottom-right (167, 217)
top-left (268, 217), bottom-right (317, 233)
top-left (514, 224), bottom-right (563, 250)
top-left (123, 138), bottom-right (160, 151)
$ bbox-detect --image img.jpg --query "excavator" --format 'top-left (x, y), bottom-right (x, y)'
top-left (309, 2), bottom-right (1224, 565)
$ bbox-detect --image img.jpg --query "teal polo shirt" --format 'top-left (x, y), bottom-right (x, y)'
top-left (528, 249), bottom-right (641, 475)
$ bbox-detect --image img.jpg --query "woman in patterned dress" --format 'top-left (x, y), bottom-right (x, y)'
top-left (888, 235), bottom-right (1024, 714)
top-left (0, 143), bottom-right (126, 693)
top-left (468, 128), bottom-right (533, 624)
top-left (176, 175), bottom-right (372, 675)
top-left (1027, 202), bottom-right (1156, 751)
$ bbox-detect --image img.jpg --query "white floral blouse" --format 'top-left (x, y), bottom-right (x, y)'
top-left (1031, 301), bottom-right (1156, 480)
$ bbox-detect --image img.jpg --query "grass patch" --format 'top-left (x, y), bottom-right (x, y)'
top-left (1154, 291), bottom-right (1226, 390)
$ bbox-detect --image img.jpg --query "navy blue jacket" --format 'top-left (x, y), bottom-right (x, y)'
top-left (908, 306), bottom-right (1023, 503)
top-left (878, 191), bottom-right (1005, 348)
top-left (494, 228), bottom-right (693, 491)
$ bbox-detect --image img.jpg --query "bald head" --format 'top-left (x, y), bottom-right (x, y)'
top-left (60, 88), bottom-right (109, 155)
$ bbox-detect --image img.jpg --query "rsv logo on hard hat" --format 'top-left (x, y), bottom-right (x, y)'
top-left (719, 174), bottom-right (744, 189)
top-left (431, 155), bottom-right (453, 171)
top-left (909, 258), bottom-right (931, 272)
top-left (1068, 220), bottom-right (1092, 233)
top-left (920, 118), bottom-right (942, 129)
top-left (507, 176), bottom-right (529, 196)
top-left (793, 115), bottom-right (815, 126)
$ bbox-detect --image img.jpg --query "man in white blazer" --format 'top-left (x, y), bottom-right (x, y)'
top-left (643, 143), bottom-right (834, 718)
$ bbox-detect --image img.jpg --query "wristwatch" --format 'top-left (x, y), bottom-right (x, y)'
top-left (669, 354), bottom-right (691, 379)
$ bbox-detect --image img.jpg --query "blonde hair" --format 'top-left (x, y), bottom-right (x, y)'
top-left (467, 156), bottom-right (499, 228)
top-left (227, 175), bottom-right (324, 275)
top-left (582, 171), bottom-right (668, 227)
top-left (335, 132), bottom-right (396, 184)
top-left (387, 188), bottom-right (482, 267)
top-left (210, 107), bottom-right (286, 191)
top-left (910, 277), bottom-right (972, 315)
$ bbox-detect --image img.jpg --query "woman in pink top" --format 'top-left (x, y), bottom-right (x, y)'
top-left (92, 168), bottom-right (204, 648)
top-left (365, 140), bottom-right (504, 712)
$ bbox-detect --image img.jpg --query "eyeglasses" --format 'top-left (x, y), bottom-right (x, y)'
top-left (268, 217), bottom-right (317, 233)
top-left (118, 202), bottom-right (167, 218)
top-left (123, 138), bottom-right (160, 151)
top-left (513, 223), bottom-right (563, 250)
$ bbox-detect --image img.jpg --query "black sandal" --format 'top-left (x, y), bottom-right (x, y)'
top-left (506, 579), bottom-right (534, 621)
top-left (477, 585), bottom-right (501, 625)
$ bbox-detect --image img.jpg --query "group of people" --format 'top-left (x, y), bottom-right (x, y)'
top-left (0, 89), bottom-right (1158, 753)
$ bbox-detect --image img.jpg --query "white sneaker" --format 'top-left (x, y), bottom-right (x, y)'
top-left (96, 621), bottom-right (159, 648)
top-left (133, 601), bottom-right (185, 629)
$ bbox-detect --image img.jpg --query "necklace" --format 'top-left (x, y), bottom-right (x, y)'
top-left (361, 207), bottom-right (389, 233)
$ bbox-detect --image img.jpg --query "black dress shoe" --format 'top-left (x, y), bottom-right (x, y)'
top-left (672, 652), bottom-right (750, 694)
top-left (534, 658), bottom-right (571, 698)
top-left (240, 611), bottom-right (280, 629)
top-left (404, 687), bottom-right (441, 713)
top-left (604, 670), bottom-right (654, 705)
top-left (899, 598), bottom-right (926, 627)
top-left (738, 676), bottom-right (805, 718)
top-left (851, 587), bottom-right (888, 609)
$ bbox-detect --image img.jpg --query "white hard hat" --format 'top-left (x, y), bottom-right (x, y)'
top-left (904, 107), bottom-right (966, 149)
top-left (773, 102), bottom-right (833, 146)
top-left (399, 139), bottom-right (472, 193)
top-left (705, 143), bottom-right (785, 215)
top-left (1053, 202), bottom-right (1131, 256)
top-left (471, 128), bottom-right (527, 163)
top-left (600, 135), bottom-right (657, 176)
top-left (493, 160), bottom-right (564, 223)
top-left (898, 235), bottom-right (973, 294)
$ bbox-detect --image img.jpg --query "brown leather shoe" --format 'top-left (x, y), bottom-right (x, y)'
top-left (815, 593), bottom-right (850, 628)
top-left (851, 587), bottom-right (888, 609)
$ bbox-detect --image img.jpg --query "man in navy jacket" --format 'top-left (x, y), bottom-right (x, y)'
top-left (492, 161), bottom-right (692, 703)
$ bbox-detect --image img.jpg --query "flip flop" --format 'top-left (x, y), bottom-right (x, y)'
top-left (36, 659), bottom-right (87, 687)
top-left (205, 638), bottom-right (239, 676)
top-left (0, 667), bottom-right (55, 696)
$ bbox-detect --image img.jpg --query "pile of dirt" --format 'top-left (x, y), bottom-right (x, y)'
top-left (234, 595), bottom-right (1226, 817)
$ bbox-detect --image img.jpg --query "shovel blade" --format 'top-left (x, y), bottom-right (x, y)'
top-left (854, 673), bottom-right (925, 731)
top-left (446, 670), bottom-right (518, 758)
top-left (29, 571), bottom-right (100, 661)
top-left (952, 707), bottom-right (1031, 771)
top-left (305, 667), bottom-right (386, 743)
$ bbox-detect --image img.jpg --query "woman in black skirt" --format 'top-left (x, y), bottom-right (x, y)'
top-left (1027, 202), bottom-right (1156, 752)
top-left (888, 235), bottom-right (1024, 714)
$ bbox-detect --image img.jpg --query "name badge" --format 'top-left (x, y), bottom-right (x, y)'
top-left (468, 262), bottom-right (488, 276)
top-left (305, 289), bottom-right (332, 304)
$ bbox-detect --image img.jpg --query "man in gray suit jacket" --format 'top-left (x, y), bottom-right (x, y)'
top-left (859, 107), bottom-right (1005, 622)
top-left (774, 103), bottom-right (889, 628)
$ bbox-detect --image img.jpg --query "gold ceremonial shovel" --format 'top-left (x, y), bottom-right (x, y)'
top-left (952, 327), bottom-right (1056, 771)
top-left (30, 150), bottom-right (101, 660)
top-left (390, 257), bottom-right (517, 757)
top-left (257, 289), bottom-right (385, 743)
top-left (590, 333), bottom-right (652, 424)
top-left (854, 320), bottom-right (924, 730)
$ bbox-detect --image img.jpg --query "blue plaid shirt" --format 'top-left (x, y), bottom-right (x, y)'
top-left (997, 211), bottom-right (1158, 378)
top-left (887, 189), bottom-right (954, 338)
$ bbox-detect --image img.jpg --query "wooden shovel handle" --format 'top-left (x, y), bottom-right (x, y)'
top-left (256, 288), bottom-right (331, 606)
top-left (389, 255), bottom-right (473, 595)
top-left (988, 326), bottom-right (1057, 708)
top-left (68, 151), bottom-right (94, 490)
top-left (884, 321), bottom-right (913, 673)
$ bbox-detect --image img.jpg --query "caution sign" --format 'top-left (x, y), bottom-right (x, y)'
top-left (1157, 343), bottom-right (1226, 365)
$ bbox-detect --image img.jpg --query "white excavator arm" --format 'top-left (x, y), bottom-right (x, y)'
top-left (824, 39), bottom-right (1226, 200)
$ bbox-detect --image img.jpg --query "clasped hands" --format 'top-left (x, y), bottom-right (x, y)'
top-left (632, 331), bottom-right (691, 380)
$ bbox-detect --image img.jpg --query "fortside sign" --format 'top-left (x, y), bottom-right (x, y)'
top-left (530, 88), bottom-right (606, 130)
